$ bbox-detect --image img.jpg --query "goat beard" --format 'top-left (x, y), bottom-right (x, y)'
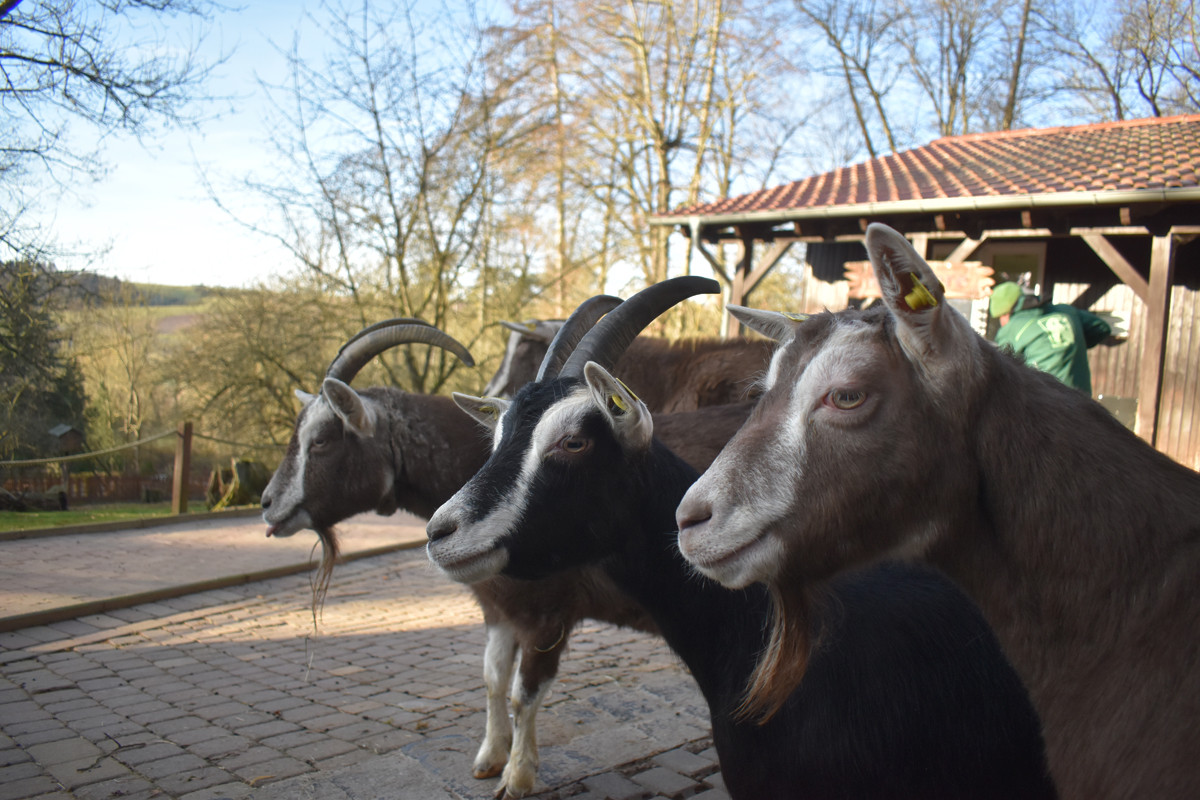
top-left (738, 580), bottom-right (818, 725)
top-left (309, 527), bottom-right (341, 626)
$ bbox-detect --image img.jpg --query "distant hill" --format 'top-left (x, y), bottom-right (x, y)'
top-left (63, 272), bottom-right (220, 306)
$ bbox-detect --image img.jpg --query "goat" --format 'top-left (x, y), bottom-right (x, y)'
top-left (484, 317), bottom-right (771, 411)
top-left (676, 222), bottom-right (1200, 800)
top-left (260, 316), bottom-right (754, 799)
top-left (427, 278), bottom-right (1057, 800)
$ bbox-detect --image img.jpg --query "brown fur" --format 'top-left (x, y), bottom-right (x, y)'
top-left (693, 228), bottom-right (1200, 798)
top-left (490, 335), bottom-right (772, 412)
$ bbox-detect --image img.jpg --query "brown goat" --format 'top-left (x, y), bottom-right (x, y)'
top-left (485, 321), bottom-right (770, 412)
top-left (677, 223), bottom-right (1200, 799)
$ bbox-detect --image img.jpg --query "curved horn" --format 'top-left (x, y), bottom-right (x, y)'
top-left (499, 319), bottom-right (564, 344)
top-left (339, 317), bottom-right (434, 353)
top-left (327, 320), bottom-right (475, 384)
top-left (536, 295), bottom-right (623, 381)
top-left (560, 276), bottom-right (720, 378)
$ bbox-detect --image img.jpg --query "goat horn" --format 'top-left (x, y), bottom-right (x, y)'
top-left (339, 317), bottom-right (434, 352)
top-left (499, 319), bottom-right (562, 344)
top-left (536, 295), bottom-right (623, 381)
top-left (560, 276), bottom-right (720, 378)
top-left (327, 319), bottom-right (476, 384)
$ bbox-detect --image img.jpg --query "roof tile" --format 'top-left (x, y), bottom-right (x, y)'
top-left (665, 115), bottom-right (1200, 218)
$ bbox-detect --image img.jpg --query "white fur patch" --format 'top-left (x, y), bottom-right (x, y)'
top-left (428, 388), bottom-right (593, 583)
top-left (678, 320), bottom-right (877, 587)
top-left (262, 401), bottom-right (329, 533)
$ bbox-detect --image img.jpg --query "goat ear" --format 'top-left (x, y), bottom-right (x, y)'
top-left (865, 223), bottom-right (971, 364)
top-left (452, 392), bottom-right (509, 430)
top-left (321, 378), bottom-right (375, 436)
top-left (295, 389), bottom-right (317, 406)
top-left (727, 305), bottom-right (802, 343)
top-left (583, 361), bottom-right (653, 452)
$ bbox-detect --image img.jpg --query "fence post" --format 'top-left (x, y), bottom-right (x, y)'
top-left (171, 421), bottom-right (193, 515)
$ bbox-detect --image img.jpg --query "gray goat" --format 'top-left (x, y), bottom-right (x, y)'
top-left (261, 316), bottom-right (755, 798)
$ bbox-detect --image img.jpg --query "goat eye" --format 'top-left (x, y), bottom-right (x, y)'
top-left (828, 389), bottom-right (866, 410)
top-left (558, 436), bottom-right (590, 454)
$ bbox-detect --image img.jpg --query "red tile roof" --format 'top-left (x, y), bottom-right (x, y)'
top-left (659, 115), bottom-right (1200, 221)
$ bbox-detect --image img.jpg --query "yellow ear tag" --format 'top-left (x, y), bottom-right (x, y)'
top-left (904, 275), bottom-right (939, 311)
top-left (781, 311), bottom-right (809, 322)
top-left (523, 321), bottom-right (537, 330)
top-left (609, 393), bottom-right (630, 413)
top-left (480, 397), bottom-right (504, 418)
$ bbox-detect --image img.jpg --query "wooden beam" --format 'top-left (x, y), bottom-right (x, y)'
top-left (742, 239), bottom-right (795, 302)
top-left (945, 233), bottom-right (988, 263)
top-left (1136, 234), bottom-right (1177, 446)
top-left (1080, 233), bottom-right (1150, 303)
top-left (910, 233), bottom-right (929, 257)
top-left (688, 218), bottom-right (731, 283)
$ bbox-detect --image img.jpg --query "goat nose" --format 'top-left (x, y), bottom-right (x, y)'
top-left (261, 495), bottom-right (272, 510)
top-left (676, 503), bottom-right (713, 532)
top-left (426, 517), bottom-right (458, 543)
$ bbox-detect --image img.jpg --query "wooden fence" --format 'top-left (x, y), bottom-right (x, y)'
top-left (1, 473), bottom-right (209, 505)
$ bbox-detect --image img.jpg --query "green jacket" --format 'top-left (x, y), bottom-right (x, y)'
top-left (994, 303), bottom-right (1112, 394)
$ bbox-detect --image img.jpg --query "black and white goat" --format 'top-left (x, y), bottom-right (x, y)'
top-left (260, 316), bottom-right (752, 798)
top-left (427, 280), bottom-right (1057, 800)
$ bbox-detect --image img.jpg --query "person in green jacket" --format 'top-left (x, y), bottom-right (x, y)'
top-left (989, 281), bottom-right (1113, 394)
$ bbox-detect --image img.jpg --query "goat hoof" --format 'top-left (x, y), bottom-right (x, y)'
top-left (495, 761), bottom-right (537, 798)
top-left (473, 741), bottom-right (510, 779)
top-left (474, 763), bottom-right (505, 779)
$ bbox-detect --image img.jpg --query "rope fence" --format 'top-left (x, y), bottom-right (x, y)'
top-left (1, 422), bottom-right (283, 514)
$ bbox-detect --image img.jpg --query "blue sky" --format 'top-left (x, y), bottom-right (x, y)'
top-left (46, 1), bottom-right (318, 288)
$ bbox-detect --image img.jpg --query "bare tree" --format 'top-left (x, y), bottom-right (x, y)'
top-left (0, 0), bottom-right (218, 257)
top-left (1045, 0), bottom-right (1198, 119)
top-left (793, 0), bottom-right (904, 157)
top-left (211, 0), bottom-right (542, 393)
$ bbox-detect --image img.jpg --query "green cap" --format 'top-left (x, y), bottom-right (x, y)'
top-left (989, 282), bottom-right (1022, 318)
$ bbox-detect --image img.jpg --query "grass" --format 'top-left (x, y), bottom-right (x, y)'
top-left (0, 502), bottom-right (176, 533)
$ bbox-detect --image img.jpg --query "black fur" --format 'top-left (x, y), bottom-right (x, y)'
top-left (461, 378), bottom-right (1057, 800)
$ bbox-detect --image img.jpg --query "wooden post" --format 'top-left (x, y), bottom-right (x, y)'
top-left (171, 421), bottom-right (193, 515)
top-left (725, 234), bottom-right (754, 338)
top-left (1136, 235), bottom-right (1176, 447)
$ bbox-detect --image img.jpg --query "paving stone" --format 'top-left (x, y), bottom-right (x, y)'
top-left (71, 775), bottom-right (159, 800)
top-left (236, 718), bottom-right (302, 741)
top-left (229, 754), bottom-right (312, 783)
top-left (652, 747), bottom-right (716, 778)
top-left (583, 771), bottom-right (651, 800)
top-left (631, 766), bottom-right (699, 797)
top-left (25, 736), bottom-right (103, 766)
top-left (111, 740), bottom-right (190, 767)
top-left (44, 755), bottom-right (132, 790)
top-left (135, 752), bottom-right (210, 779)
top-left (0, 775), bottom-right (62, 800)
top-left (153, 764), bottom-right (239, 796)
top-left (176, 782), bottom-right (256, 800)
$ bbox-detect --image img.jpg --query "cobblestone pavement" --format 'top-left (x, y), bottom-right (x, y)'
top-left (0, 539), bottom-right (730, 799)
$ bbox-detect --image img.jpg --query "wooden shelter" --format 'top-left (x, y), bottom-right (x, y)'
top-left (651, 115), bottom-right (1200, 465)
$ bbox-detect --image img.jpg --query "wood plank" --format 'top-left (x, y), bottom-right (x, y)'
top-left (1080, 233), bottom-right (1150, 303)
top-left (1135, 235), bottom-right (1176, 446)
top-left (744, 239), bottom-right (794, 299)
top-left (945, 234), bottom-right (988, 263)
top-left (725, 238), bottom-right (753, 339)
